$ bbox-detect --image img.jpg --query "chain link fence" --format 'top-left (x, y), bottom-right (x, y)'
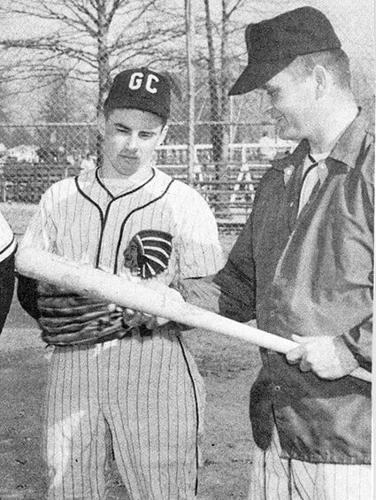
top-left (0, 120), bottom-right (294, 232)
top-left (0, 1), bottom-right (373, 233)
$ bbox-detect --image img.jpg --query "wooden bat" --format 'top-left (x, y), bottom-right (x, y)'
top-left (15, 247), bottom-right (371, 383)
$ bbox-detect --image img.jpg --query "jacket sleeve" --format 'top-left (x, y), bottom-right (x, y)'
top-left (340, 133), bottom-right (374, 372)
top-left (183, 211), bottom-right (256, 323)
top-left (0, 251), bottom-right (15, 333)
top-left (341, 316), bottom-right (372, 372)
top-left (0, 210), bottom-right (17, 334)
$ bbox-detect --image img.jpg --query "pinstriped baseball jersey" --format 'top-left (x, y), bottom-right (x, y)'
top-left (21, 167), bottom-right (224, 500)
top-left (0, 211), bottom-right (16, 263)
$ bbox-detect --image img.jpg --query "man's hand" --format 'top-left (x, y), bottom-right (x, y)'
top-left (286, 334), bottom-right (359, 379)
top-left (122, 286), bottom-right (185, 329)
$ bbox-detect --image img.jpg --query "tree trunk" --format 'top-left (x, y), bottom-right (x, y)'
top-left (203, 0), bottom-right (223, 170)
top-left (96, 0), bottom-right (111, 168)
top-left (220, 0), bottom-right (230, 160)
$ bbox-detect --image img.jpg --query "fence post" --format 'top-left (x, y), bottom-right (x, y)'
top-left (185, 0), bottom-right (195, 185)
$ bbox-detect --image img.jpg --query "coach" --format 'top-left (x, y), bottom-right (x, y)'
top-left (184, 6), bottom-right (373, 499)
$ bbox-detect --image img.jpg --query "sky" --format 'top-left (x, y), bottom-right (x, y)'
top-left (0, 0), bottom-right (373, 123)
top-left (1, 0), bottom-right (373, 44)
top-left (0, 0), bottom-right (373, 62)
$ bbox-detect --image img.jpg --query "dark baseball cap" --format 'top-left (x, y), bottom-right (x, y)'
top-left (104, 68), bottom-right (171, 120)
top-left (229, 7), bottom-right (341, 96)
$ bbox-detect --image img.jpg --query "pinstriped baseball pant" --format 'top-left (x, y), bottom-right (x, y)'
top-left (44, 331), bottom-right (204, 499)
top-left (248, 427), bottom-right (371, 500)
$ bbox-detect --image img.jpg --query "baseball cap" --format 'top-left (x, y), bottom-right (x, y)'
top-left (104, 68), bottom-right (171, 120)
top-left (229, 7), bottom-right (341, 95)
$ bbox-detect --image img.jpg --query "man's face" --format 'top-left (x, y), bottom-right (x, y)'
top-left (263, 66), bottom-right (316, 141)
top-left (103, 108), bottom-right (166, 177)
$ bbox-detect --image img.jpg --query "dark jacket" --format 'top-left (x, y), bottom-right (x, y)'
top-left (185, 111), bottom-right (373, 464)
top-left (0, 252), bottom-right (15, 333)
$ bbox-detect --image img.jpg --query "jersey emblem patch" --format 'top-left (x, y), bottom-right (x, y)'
top-left (123, 230), bottom-right (173, 279)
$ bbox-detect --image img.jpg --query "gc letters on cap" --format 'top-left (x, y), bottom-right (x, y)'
top-left (129, 72), bottom-right (159, 94)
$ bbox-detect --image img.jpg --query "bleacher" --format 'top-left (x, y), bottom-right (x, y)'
top-left (0, 142), bottom-right (292, 229)
top-left (0, 160), bottom-right (80, 203)
top-left (154, 143), bottom-right (292, 229)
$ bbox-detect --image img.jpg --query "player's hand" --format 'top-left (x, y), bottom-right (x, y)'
top-left (122, 286), bottom-right (185, 329)
top-left (286, 334), bottom-right (359, 379)
top-left (122, 309), bottom-right (162, 329)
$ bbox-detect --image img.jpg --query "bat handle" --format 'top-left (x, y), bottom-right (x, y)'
top-left (350, 367), bottom-right (371, 383)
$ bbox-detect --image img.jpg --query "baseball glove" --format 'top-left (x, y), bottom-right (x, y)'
top-left (37, 282), bottom-right (133, 346)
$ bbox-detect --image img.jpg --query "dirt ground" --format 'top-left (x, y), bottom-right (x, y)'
top-left (0, 202), bottom-right (261, 499)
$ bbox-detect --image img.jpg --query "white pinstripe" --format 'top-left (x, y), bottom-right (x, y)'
top-left (247, 427), bottom-right (372, 500)
top-left (21, 167), bottom-right (224, 499)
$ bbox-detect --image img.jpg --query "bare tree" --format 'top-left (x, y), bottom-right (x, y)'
top-left (0, 0), bottom-right (184, 115)
top-left (0, 0), bottom-right (184, 162)
top-left (200, 0), bottom-right (246, 171)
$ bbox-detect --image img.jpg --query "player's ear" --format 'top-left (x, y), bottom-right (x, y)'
top-left (97, 112), bottom-right (106, 136)
top-left (158, 124), bottom-right (168, 146)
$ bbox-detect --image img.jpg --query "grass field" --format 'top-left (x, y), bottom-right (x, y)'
top-left (0, 203), bottom-right (261, 499)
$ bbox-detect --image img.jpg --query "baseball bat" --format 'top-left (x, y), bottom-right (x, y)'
top-left (15, 247), bottom-right (371, 383)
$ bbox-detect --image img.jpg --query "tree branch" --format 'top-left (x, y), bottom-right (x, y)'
top-left (227, 0), bottom-right (246, 18)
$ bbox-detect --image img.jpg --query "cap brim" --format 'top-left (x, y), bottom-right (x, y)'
top-left (104, 96), bottom-right (169, 120)
top-left (229, 57), bottom-right (296, 96)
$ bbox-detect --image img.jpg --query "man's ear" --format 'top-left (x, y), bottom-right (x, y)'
top-left (97, 113), bottom-right (106, 136)
top-left (312, 65), bottom-right (328, 98)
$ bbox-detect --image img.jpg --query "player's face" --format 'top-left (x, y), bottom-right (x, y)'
top-left (103, 108), bottom-right (166, 178)
top-left (262, 66), bottom-right (316, 141)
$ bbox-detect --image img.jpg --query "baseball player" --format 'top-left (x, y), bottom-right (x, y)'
top-left (0, 210), bottom-right (16, 333)
top-left (18, 68), bottom-right (224, 500)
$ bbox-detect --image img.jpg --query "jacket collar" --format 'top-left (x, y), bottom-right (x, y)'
top-left (271, 138), bottom-right (309, 172)
top-left (271, 108), bottom-right (371, 172)
top-left (328, 108), bottom-right (371, 168)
